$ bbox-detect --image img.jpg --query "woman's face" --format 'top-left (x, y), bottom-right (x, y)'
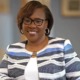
top-left (22, 8), bottom-right (48, 42)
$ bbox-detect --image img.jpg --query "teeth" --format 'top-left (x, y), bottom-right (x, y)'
top-left (29, 31), bottom-right (37, 34)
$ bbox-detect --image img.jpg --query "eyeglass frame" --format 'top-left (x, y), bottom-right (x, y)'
top-left (23, 17), bottom-right (47, 26)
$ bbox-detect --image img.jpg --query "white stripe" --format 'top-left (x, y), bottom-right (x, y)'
top-left (8, 56), bottom-right (29, 63)
top-left (10, 43), bottom-right (25, 47)
top-left (7, 48), bottom-right (26, 53)
top-left (64, 52), bottom-right (77, 59)
top-left (76, 77), bottom-right (80, 80)
top-left (8, 48), bottom-right (33, 55)
top-left (47, 44), bottom-right (64, 49)
top-left (38, 59), bottom-right (65, 67)
top-left (39, 69), bottom-right (65, 79)
top-left (50, 60), bottom-right (65, 66)
top-left (0, 68), bottom-right (7, 73)
top-left (37, 43), bottom-right (64, 55)
top-left (66, 71), bottom-right (80, 77)
top-left (66, 57), bottom-right (80, 67)
top-left (38, 52), bottom-right (64, 61)
top-left (16, 75), bottom-right (25, 80)
top-left (48, 38), bottom-right (64, 44)
top-left (2, 77), bottom-right (14, 80)
top-left (64, 39), bottom-right (71, 46)
top-left (7, 42), bottom-right (25, 50)
top-left (0, 73), bottom-right (14, 80)
top-left (8, 64), bottom-right (25, 69)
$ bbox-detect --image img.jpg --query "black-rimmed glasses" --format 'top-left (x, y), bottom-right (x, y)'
top-left (23, 18), bottom-right (47, 26)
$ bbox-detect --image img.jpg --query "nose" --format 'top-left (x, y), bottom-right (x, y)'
top-left (29, 21), bottom-right (36, 28)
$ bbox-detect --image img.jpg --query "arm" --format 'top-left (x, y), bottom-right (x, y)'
top-left (0, 54), bottom-right (15, 80)
top-left (64, 39), bottom-right (80, 80)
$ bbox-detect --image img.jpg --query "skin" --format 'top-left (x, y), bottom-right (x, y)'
top-left (22, 8), bottom-right (48, 52)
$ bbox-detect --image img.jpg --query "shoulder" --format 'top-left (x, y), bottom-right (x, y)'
top-left (5, 40), bottom-right (29, 57)
top-left (49, 37), bottom-right (65, 44)
top-left (48, 37), bottom-right (72, 45)
top-left (6, 40), bottom-right (27, 51)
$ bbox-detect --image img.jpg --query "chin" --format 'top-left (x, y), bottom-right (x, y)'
top-left (28, 37), bottom-right (38, 42)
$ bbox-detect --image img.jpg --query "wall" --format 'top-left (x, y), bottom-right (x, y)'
top-left (0, 0), bottom-right (21, 60)
top-left (50, 0), bottom-right (80, 57)
top-left (0, 0), bottom-right (21, 50)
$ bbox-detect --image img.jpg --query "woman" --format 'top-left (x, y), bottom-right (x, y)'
top-left (0, 1), bottom-right (80, 80)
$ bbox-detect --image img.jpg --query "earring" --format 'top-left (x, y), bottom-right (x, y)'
top-left (45, 28), bottom-right (50, 35)
top-left (21, 30), bottom-right (24, 34)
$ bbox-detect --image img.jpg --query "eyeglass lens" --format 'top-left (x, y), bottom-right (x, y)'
top-left (23, 18), bottom-right (46, 26)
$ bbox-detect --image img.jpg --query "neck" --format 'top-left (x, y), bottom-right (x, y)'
top-left (25, 36), bottom-right (48, 52)
top-left (28, 36), bottom-right (48, 46)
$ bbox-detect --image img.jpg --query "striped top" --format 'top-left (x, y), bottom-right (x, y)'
top-left (0, 37), bottom-right (80, 80)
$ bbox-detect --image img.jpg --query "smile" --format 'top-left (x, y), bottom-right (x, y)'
top-left (27, 31), bottom-right (37, 35)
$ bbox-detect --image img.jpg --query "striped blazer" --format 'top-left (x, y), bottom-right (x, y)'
top-left (0, 37), bottom-right (80, 80)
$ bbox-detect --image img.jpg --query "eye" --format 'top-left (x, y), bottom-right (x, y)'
top-left (25, 19), bottom-right (30, 22)
top-left (23, 18), bottom-right (31, 24)
top-left (35, 19), bottom-right (42, 24)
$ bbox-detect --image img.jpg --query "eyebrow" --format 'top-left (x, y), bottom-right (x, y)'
top-left (24, 17), bottom-right (46, 20)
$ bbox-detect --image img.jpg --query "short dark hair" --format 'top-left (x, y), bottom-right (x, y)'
top-left (17, 1), bottom-right (54, 35)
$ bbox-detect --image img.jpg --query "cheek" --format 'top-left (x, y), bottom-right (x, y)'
top-left (39, 26), bottom-right (46, 34)
top-left (41, 23), bottom-right (47, 31)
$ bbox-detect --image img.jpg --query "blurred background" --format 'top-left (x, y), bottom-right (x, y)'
top-left (0, 0), bottom-right (80, 60)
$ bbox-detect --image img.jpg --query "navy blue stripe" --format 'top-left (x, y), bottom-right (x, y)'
top-left (39, 63), bottom-right (64, 73)
top-left (66, 77), bottom-right (79, 80)
top-left (19, 62), bottom-right (28, 66)
top-left (38, 48), bottom-right (63, 57)
top-left (66, 61), bottom-right (80, 72)
top-left (0, 60), bottom-right (8, 68)
top-left (65, 58), bottom-right (72, 63)
top-left (8, 68), bottom-right (24, 78)
top-left (9, 45), bottom-right (23, 49)
top-left (38, 60), bottom-right (47, 64)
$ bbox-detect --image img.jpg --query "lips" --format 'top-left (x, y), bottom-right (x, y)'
top-left (27, 30), bottom-right (37, 35)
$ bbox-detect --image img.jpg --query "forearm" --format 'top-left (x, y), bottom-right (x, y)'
top-left (0, 74), bottom-right (15, 80)
top-left (0, 55), bottom-right (15, 80)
